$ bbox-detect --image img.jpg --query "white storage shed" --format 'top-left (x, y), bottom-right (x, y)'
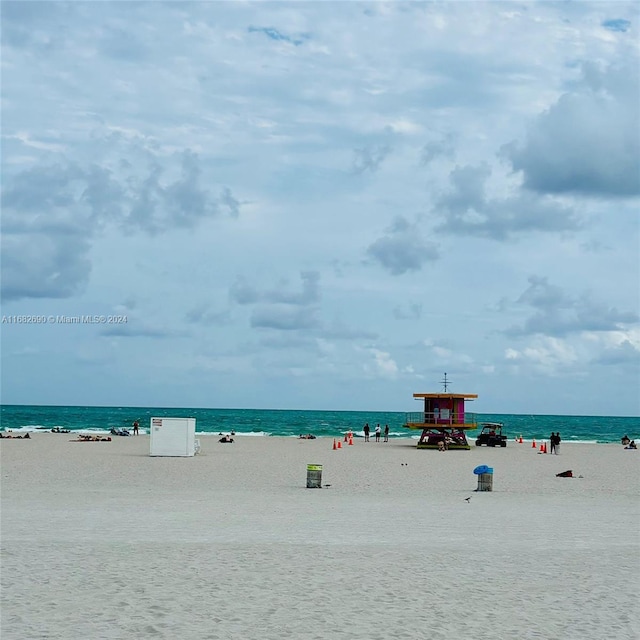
top-left (149, 417), bottom-right (197, 457)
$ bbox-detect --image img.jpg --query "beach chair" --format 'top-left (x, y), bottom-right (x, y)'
top-left (194, 439), bottom-right (201, 455)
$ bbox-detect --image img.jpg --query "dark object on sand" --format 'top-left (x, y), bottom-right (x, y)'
top-left (475, 423), bottom-right (507, 448)
top-left (110, 428), bottom-right (130, 437)
top-left (556, 470), bottom-right (573, 478)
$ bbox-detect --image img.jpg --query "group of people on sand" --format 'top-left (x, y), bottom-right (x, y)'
top-left (218, 431), bottom-right (235, 443)
top-left (109, 421), bottom-right (140, 437)
top-left (76, 434), bottom-right (112, 442)
top-left (0, 432), bottom-right (30, 439)
top-left (621, 435), bottom-right (637, 449)
top-left (298, 434), bottom-right (316, 439)
top-left (363, 423), bottom-right (390, 443)
top-left (549, 432), bottom-right (562, 454)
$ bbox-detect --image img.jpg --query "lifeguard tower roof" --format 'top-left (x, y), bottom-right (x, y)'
top-left (413, 393), bottom-right (477, 400)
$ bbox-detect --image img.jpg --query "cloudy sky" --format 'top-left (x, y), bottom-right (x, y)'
top-left (2, 1), bottom-right (639, 416)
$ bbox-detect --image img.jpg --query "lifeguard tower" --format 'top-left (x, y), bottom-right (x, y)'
top-left (403, 374), bottom-right (478, 450)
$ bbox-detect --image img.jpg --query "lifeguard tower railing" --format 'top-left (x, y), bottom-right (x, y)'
top-left (403, 412), bottom-right (478, 429)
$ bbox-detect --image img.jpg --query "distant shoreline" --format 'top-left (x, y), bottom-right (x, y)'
top-left (1, 430), bottom-right (634, 448)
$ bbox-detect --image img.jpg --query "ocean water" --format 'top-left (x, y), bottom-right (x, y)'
top-left (1, 405), bottom-right (638, 444)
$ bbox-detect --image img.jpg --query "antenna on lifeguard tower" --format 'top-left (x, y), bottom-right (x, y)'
top-left (440, 372), bottom-right (450, 392)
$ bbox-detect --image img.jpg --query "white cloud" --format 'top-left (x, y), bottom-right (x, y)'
top-left (504, 60), bottom-right (640, 196)
top-left (367, 216), bottom-right (439, 275)
top-left (520, 337), bottom-right (579, 372)
top-left (365, 348), bottom-right (399, 379)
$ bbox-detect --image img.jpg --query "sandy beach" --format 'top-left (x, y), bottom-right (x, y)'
top-left (2, 434), bottom-right (639, 639)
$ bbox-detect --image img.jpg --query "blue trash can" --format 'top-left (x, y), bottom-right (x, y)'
top-left (474, 465), bottom-right (493, 491)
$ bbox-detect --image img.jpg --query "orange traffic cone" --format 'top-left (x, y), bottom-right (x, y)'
top-left (344, 434), bottom-right (348, 442)
top-left (539, 442), bottom-right (545, 453)
top-left (337, 440), bottom-right (342, 449)
top-left (519, 435), bottom-right (523, 444)
top-left (542, 442), bottom-right (547, 454)
top-left (532, 439), bottom-right (536, 448)
top-left (333, 439), bottom-right (337, 450)
top-left (348, 437), bottom-right (354, 446)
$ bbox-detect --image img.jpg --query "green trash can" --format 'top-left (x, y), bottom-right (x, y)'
top-left (306, 464), bottom-right (323, 488)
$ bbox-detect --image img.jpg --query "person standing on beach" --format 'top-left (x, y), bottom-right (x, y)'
top-left (132, 420), bottom-right (139, 436)
top-left (375, 424), bottom-right (381, 442)
top-left (549, 432), bottom-right (556, 454)
top-left (555, 432), bottom-right (561, 455)
top-left (364, 423), bottom-right (370, 442)
top-left (383, 424), bottom-right (389, 442)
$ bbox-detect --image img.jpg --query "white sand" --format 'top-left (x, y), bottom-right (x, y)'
top-left (2, 434), bottom-right (639, 640)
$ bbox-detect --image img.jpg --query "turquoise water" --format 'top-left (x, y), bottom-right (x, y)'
top-left (1, 405), bottom-right (638, 443)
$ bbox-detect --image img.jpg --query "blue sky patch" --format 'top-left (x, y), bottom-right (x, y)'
top-left (248, 26), bottom-right (310, 46)
top-left (601, 19), bottom-right (631, 32)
